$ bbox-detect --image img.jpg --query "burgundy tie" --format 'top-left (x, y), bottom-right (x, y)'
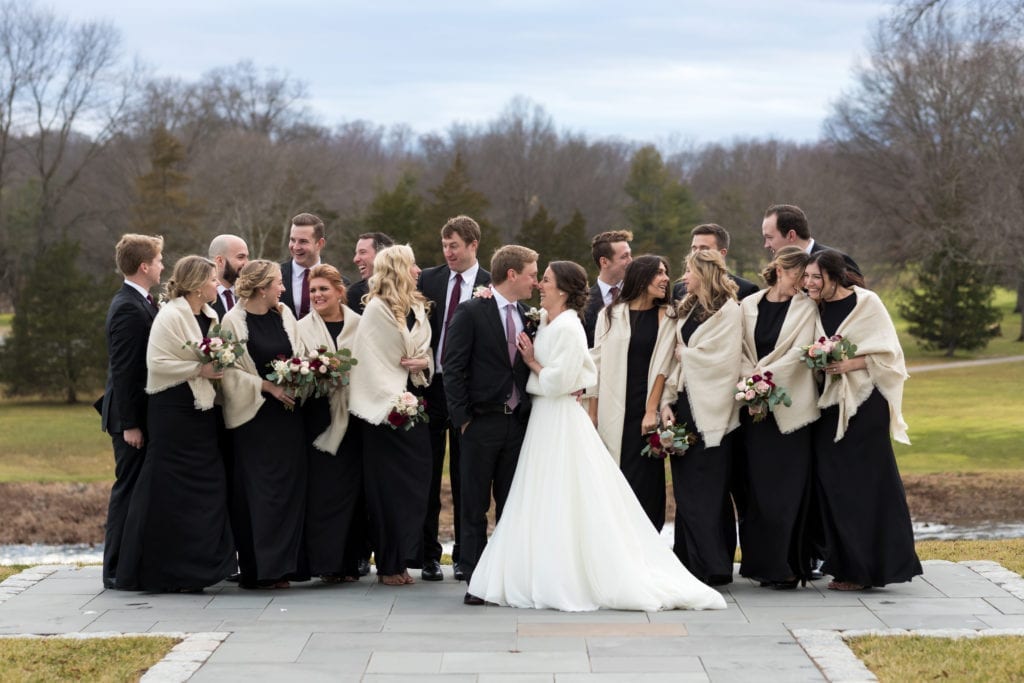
top-left (299, 268), bottom-right (310, 318)
top-left (609, 285), bottom-right (620, 302)
top-left (440, 272), bottom-right (463, 364)
top-left (224, 290), bottom-right (235, 311)
top-left (146, 294), bottom-right (158, 312)
top-left (505, 303), bottom-right (519, 411)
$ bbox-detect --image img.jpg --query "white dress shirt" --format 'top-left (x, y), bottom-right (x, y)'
top-left (435, 262), bottom-right (480, 372)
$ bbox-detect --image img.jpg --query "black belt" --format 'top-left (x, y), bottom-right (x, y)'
top-left (472, 402), bottom-right (517, 416)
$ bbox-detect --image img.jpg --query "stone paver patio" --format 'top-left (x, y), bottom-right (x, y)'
top-left (1, 560), bottom-right (1023, 682)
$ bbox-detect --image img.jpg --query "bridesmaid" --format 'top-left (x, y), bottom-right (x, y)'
top-left (348, 245), bottom-right (433, 586)
top-left (661, 249), bottom-right (742, 586)
top-left (297, 264), bottom-right (363, 583)
top-left (589, 255), bottom-right (676, 530)
top-left (220, 259), bottom-right (307, 589)
top-left (804, 250), bottom-right (921, 591)
top-left (737, 246), bottom-right (819, 589)
top-left (116, 255), bottom-right (234, 592)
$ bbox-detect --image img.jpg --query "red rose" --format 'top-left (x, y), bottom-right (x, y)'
top-left (764, 371), bottom-right (773, 380)
top-left (649, 433), bottom-right (662, 448)
top-left (387, 411), bottom-right (408, 428)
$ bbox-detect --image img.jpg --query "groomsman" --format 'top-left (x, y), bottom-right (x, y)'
top-left (349, 232), bottom-right (394, 314)
top-left (418, 216), bottom-right (491, 582)
top-left (672, 224), bottom-right (759, 300)
top-left (281, 212), bottom-right (326, 318)
top-left (208, 234), bottom-right (249, 319)
top-left (761, 204), bottom-right (861, 276)
top-left (583, 230), bottom-right (633, 347)
top-left (97, 234), bottom-right (164, 589)
top-left (444, 245), bottom-right (538, 605)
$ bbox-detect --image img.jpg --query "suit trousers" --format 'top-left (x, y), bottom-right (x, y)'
top-left (422, 375), bottom-right (462, 564)
top-left (458, 411), bottom-right (525, 583)
top-left (103, 433), bottom-right (146, 583)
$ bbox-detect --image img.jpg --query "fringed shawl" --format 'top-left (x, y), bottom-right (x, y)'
top-left (145, 296), bottom-right (219, 410)
top-left (297, 305), bottom-right (361, 453)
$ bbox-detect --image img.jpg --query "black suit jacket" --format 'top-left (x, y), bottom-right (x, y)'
top-left (98, 283), bottom-right (156, 434)
top-left (418, 264), bottom-right (492, 357)
top-left (347, 278), bottom-right (369, 314)
top-left (810, 241), bottom-right (862, 278)
top-left (583, 283), bottom-right (605, 348)
top-left (672, 273), bottom-right (760, 302)
top-left (443, 296), bottom-right (531, 429)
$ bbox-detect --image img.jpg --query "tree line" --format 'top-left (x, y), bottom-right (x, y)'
top-left (1, 0), bottom-right (1022, 401)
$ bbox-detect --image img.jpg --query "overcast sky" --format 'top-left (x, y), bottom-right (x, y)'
top-left (49, 0), bottom-right (893, 144)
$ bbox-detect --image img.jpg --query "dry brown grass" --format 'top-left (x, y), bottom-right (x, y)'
top-left (848, 635), bottom-right (1024, 682)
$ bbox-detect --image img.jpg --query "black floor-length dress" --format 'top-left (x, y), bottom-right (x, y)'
top-left (618, 307), bottom-right (665, 531)
top-left (116, 314), bottom-right (235, 592)
top-left (232, 310), bottom-right (307, 586)
top-left (738, 297), bottom-right (813, 584)
top-left (812, 293), bottom-right (922, 587)
top-left (669, 314), bottom-right (736, 584)
top-left (303, 319), bottom-right (363, 579)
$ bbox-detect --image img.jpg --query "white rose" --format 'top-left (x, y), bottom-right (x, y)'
top-left (221, 351), bottom-right (235, 364)
top-left (318, 365), bottom-right (328, 374)
top-left (208, 337), bottom-right (224, 350)
top-left (400, 392), bottom-right (419, 407)
top-left (299, 366), bottom-right (310, 375)
top-left (309, 350), bottom-right (319, 360)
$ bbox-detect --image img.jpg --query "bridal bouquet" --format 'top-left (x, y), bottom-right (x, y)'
top-left (306, 345), bottom-right (358, 398)
top-left (641, 423), bottom-right (697, 459)
top-left (183, 324), bottom-right (246, 370)
top-left (386, 391), bottom-right (429, 431)
top-left (800, 334), bottom-right (858, 382)
top-left (734, 371), bottom-right (791, 422)
top-left (266, 354), bottom-right (319, 409)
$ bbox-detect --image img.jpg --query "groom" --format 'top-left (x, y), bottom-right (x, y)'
top-left (444, 244), bottom-right (538, 605)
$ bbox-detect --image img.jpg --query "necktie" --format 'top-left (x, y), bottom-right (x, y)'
top-left (505, 303), bottom-right (520, 410)
top-left (608, 285), bottom-right (620, 303)
top-left (299, 268), bottom-right (310, 318)
top-left (440, 272), bottom-right (464, 364)
top-left (146, 294), bottom-right (158, 312)
top-left (223, 289), bottom-right (235, 311)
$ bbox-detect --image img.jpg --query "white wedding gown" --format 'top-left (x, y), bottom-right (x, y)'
top-left (468, 311), bottom-right (727, 612)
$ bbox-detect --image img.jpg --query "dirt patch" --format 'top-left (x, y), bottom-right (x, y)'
top-left (1, 472), bottom-right (1021, 545)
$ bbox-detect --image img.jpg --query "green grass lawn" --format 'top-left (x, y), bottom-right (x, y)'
top-left (0, 400), bottom-right (112, 482)
top-left (0, 635), bottom-right (179, 683)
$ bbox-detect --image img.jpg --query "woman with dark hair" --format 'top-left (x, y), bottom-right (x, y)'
top-left (467, 261), bottom-right (726, 612)
top-left (588, 255), bottom-right (676, 530)
top-left (661, 249), bottom-right (742, 586)
top-left (348, 245), bottom-right (433, 587)
top-left (220, 259), bottom-right (308, 589)
top-left (803, 250), bottom-right (921, 591)
top-left (116, 255), bottom-right (235, 592)
top-left (297, 263), bottom-right (363, 584)
top-left (737, 246), bottom-right (819, 589)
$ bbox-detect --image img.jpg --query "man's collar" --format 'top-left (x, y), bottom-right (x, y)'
top-left (123, 279), bottom-right (151, 299)
top-left (452, 262), bottom-right (480, 282)
top-left (491, 286), bottom-right (515, 309)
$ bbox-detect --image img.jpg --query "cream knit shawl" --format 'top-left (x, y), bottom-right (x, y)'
top-left (297, 305), bottom-right (361, 454)
top-left (145, 296), bottom-right (219, 411)
top-left (348, 297), bottom-right (433, 426)
top-left (664, 301), bottom-right (743, 448)
top-left (218, 302), bottom-right (303, 429)
top-left (815, 287), bottom-right (910, 445)
top-left (740, 290), bottom-right (820, 434)
top-left (589, 303), bottom-right (677, 464)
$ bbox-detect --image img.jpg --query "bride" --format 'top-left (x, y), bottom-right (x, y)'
top-left (467, 261), bottom-right (727, 612)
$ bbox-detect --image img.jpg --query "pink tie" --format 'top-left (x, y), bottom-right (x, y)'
top-left (505, 303), bottom-right (520, 411)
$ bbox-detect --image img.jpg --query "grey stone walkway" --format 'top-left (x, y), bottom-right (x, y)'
top-left (2, 560), bottom-right (1023, 682)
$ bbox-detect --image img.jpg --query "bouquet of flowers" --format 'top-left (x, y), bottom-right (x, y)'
top-left (640, 423), bottom-right (697, 459)
top-left (266, 354), bottom-right (319, 409)
top-left (386, 391), bottom-right (429, 431)
top-left (800, 334), bottom-right (858, 382)
top-left (306, 345), bottom-right (358, 398)
top-left (183, 324), bottom-right (246, 370)
top-left (734, 371), bottom-right (791, 422)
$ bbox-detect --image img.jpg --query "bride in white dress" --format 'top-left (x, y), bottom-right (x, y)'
top-left (467, 261), bottom-right (727, 612)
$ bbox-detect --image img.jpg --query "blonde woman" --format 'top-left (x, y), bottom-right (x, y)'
top-left (661, 249), bottom-right (742, 586)
top-left (116, 255), bottom-right (234, 592)
top-left (348, 245), bottom-right (433, 586)
top-left (220, 259), bottom-right (307, 590)
top-left (297, 264), bottom-right (363, 583)
top-left (737, 247), bottom-right (819, 589)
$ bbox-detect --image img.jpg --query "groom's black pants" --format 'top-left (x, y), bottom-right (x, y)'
top-left (458, 408), bottom-right (527, 584)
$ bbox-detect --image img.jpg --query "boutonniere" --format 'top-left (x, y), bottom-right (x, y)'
top-left (523, 306), bottom-right (541, 337)
top-left (472, 285), bottom-right (491, 299)
top-left (157, 293), bottom-right (168, 309)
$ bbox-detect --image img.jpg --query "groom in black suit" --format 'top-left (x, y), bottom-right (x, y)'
top-left (96, 234), bottom-right (164, 589)
top-left (417, 216), bottom-right (491, 582)
top-left (444, 245), bottom-right (539, 605)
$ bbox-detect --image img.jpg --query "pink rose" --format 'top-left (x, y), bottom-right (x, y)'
top-left (744, 389), bottom-right (756, 401)
top-left (400, 392), bottom-right (419, 408)
top-left (754, 381), bottom-right (771, 394)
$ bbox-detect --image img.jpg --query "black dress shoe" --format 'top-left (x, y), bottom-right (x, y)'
top-left (358, 558), bottom-right (371, 577)
top-left (703, 575), bottom-right (733, 586)
top-left (464, 592), bottom-right (484, 606)
top-left (225, 572), bottom-right (241, 583)
top-left (421, 560), bottom-right (443, 582)
top-left (453, 562), bottom-right (466, 582)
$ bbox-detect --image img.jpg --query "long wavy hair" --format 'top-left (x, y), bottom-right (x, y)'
top-left (365, 244), bottom-right (429, 321)
top-left (165, 255), bottom-right (215, 300)
top-left (677, 249), bottom-right (738, 321)
top-left (604, 254), bottom-right (670, 327)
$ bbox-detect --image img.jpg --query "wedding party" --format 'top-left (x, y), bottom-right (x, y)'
top-left (95, 205), bottom-right (921, 611)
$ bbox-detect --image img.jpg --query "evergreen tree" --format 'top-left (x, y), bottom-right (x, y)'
top-left (134, 127), bottom-right (201, 253)
top-left (364, 171), bottom-right (424, 248)
top-left (555, 209), bottom-right (592, 278)
top-left (899, 244), bottom-right (1002, 357)
top-left (0, 240), bottom-right (113, 402)
top-left (422, 153), bottom-right (492, 268)
top-left (623, 145), bottom-right (702, 270)
top-left (515, 204), bottom-right (559, 257)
